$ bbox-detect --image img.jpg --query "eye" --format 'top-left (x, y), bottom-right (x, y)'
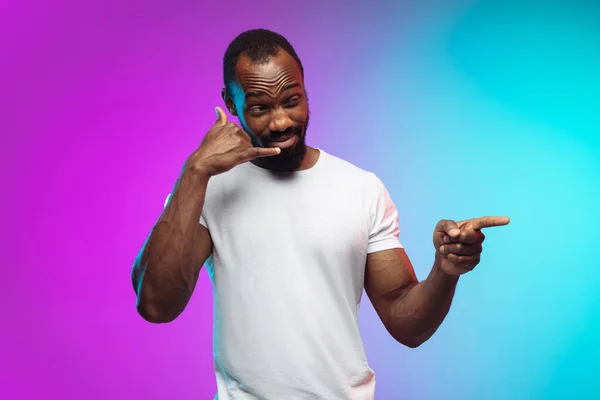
top-left (248, 105), bottom-right (267, 115)
top-left (284, 95), bottom-right (301, 107)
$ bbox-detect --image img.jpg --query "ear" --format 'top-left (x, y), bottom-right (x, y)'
top-left (221, 88), bottom-right (237, 117)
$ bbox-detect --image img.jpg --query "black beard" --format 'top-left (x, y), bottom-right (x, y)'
top-left (249, 112), bottom-right (310, 172)
top-left (260, 130), bottom-right (307, 171)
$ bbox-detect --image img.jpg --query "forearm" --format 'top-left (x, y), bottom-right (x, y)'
top-left (387, 254), bottom-right (459, 347)
top-left (132, 168), bottom-right (210, 323)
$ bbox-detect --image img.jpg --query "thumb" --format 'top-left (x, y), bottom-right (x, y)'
top-left (214, 106), bottom-right (228, 126)
top-left (437, 219), bottom-right (461, 239)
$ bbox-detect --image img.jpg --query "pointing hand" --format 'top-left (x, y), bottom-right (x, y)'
top-left (433, 216), bottom-right (510, 276)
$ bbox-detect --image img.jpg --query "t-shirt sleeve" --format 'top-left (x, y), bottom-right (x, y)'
top-left (367, 174), bottom-right (403, 253)
top-left (164, 193), bottom-right (209, 228)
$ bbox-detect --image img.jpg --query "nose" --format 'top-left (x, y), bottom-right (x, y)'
top-left (268, 106), bottom-right (293, 133)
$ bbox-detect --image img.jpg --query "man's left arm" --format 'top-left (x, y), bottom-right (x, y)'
top-left (365, 216), bottom-right (510, 348)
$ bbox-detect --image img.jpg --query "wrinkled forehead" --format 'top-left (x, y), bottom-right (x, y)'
top-left (234, 51), bottom-right (303, 95)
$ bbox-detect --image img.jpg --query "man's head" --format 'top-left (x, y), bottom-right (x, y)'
top-left (222, 29), bottom-right (309, 171)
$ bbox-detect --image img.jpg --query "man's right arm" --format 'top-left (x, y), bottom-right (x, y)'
top-left (130, 106), bottom-right (281, 323)
top-left (132, 167), bottom-right (213, 323)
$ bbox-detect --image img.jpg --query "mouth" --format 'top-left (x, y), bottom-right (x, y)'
top-left (265, 132), bottom-right (299, 149)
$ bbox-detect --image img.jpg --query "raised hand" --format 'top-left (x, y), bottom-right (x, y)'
top-left (433, 216), bottom-right (510, 276)
top-left (185, 106), bottom-right (281, 177)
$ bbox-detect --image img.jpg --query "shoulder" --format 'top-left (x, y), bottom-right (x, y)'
top-left (320, 151), bottom-right (397, 215)
top-left (320, 149), bottom-right (381, 190)
top-left (321, 149), bottom-right (376, 180)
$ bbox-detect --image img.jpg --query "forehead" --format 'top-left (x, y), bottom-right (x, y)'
top-left (235, 50), bottom-right (303, 91)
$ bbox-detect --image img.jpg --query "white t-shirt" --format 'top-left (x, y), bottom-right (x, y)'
top-left (167, 149), bottom-right (402, 399)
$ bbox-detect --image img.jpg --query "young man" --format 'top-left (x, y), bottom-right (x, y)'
top-left (132, 29), bottom-right (509, 400)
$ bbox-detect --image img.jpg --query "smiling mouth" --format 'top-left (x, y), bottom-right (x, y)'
top-left (264, 133), bottom-right (299, 149)
top-left (268, 133), bottom-right (295, 143)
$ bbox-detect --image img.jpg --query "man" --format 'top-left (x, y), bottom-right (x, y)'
top-left (132, 29), bottom-right (509, 399)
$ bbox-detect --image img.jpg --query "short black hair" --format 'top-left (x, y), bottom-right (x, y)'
top-left (223, 29), bottom-right (304, 92)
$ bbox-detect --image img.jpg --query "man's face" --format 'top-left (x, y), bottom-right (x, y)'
top-left (224, 49), bottom-right (309, 171)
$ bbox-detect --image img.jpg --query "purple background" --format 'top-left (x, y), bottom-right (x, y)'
top-left (2, 1), bottom-right (599, 399)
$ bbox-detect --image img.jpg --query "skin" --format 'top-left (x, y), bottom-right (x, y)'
top-left (222, 50), bottom-right (319, 172)
top-left (132, 45), bottom-right (511, 352)
top-left (365, 216), bottom-right (510, 347)
top-left (132, 108), bottom-right (280, 322)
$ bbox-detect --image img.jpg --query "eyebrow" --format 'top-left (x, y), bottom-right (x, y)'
top-left (245, 83), bottom-right (301, 100)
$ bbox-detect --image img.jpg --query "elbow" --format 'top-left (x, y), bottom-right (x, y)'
top-left (132, 262), bottom-right (180, 324)
top-left (132, 262), bottom-right (191, 324)
top-left (136, 300), bottom-right (180, 324)
top-left (402, 337), bottom-right (426, 348)
top-left (384, 316), bottom-right (435, 348)
top-left (390, 330), bottom-right (431, 348)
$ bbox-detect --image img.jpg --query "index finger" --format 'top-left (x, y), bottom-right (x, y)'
top-left (242, 146), bottom-right (281, 161)
top-left (462, 216), bottom-right (510, 230)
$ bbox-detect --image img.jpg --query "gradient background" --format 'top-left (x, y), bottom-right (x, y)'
top-left (2, 0), bottom-right (599, 399)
